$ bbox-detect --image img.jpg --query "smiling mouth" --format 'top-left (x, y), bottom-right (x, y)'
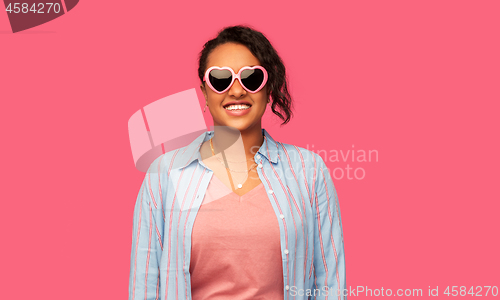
top-left (224, 104), bottom-right (252, 111)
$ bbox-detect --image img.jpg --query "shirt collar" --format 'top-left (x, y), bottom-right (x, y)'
top-left (171, 128), bottom-right (279, 170)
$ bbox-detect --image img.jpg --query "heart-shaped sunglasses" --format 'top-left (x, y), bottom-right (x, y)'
top-left (203, 66), bottom-right (268, 94)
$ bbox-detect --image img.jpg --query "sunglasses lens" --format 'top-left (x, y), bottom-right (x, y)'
top-left (241, 68), bottom-right (265, 92)
top-left (208, 69), bottom-right (233, 92)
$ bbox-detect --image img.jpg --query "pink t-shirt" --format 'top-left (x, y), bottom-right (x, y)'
top-left (190, 175), bottom-right (284, 299)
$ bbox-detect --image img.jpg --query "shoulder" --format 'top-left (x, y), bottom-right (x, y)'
top-left (145, 145), bottom-right (190, 176)
top-left (275, 141), bottom-right (326, 170)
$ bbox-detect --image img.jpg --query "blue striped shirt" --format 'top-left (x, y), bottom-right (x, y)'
top-left (129, 128), bottom-right (346, 300)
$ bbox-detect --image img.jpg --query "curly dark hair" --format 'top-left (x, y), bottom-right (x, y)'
top-left (198, 25), bottom-right (293, 125)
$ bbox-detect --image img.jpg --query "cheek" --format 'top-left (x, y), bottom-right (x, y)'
top-left (207, 93), bottom-right (224, 106)
top-left (254, 93), bottom-right (269, 109)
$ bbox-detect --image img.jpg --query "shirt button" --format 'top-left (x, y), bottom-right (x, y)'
top-left (285, 285), bottom-right (290, 290)
top-left (268, 189), bottom-right (274, 195)
top-left (284, 249), bottom-right (289, 254)
top-left (279, 214), bottom-right (284, 219)
top-left (258, 163), bottom-right (263, 169)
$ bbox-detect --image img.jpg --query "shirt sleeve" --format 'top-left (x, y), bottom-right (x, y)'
top-left (312, 154), bottom-right (347, 300)
top-left (129, 169), bottom-right (162, 300)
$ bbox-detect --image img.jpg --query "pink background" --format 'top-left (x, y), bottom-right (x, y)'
top-left (1, 0), bottom-right (499, 299)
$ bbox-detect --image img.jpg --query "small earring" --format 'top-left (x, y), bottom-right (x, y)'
top-left (204, 103), bottom-right (208, 112)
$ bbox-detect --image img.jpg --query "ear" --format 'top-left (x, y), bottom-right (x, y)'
top-left (200, 83), bottom-right (208, 101)
top-left (267, 84), bottom-right (272, 97)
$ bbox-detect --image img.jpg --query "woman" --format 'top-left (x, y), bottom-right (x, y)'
top-left (129, 25), bottom-right (346, 300)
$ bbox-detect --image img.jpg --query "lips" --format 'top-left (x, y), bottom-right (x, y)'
top-left (224, 104), bottom-right (251, 111)
top-left (223, 100), bottom-right (252, 108)
top-left (223, 103), bottom-right (252, 117)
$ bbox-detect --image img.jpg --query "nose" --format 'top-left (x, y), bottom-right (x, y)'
top-left (228, 78), bottom-right (246, 98)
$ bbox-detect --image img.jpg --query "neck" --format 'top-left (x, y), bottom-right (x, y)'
top-left (211, 125), bottom-right (264, 160)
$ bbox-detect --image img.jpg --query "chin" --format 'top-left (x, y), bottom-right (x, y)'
top-left (224, 122), bottom-right (253, 132)
top-left (216, 119), bottom-right (259, 132)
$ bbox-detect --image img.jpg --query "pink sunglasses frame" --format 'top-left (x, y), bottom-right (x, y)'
top-left (203, 65), bottom-right (268, 94)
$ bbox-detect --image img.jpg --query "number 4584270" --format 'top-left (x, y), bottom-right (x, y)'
top-left (444, 286), bottom-right (498, 297)
top-left (5, 3), bottom-right (62, 14)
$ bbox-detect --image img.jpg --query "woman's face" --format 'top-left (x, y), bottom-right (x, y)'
top-left (201, 42), bottom-right (269, 132)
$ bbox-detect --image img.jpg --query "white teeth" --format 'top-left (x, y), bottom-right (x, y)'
top-left (224, 104), bottom-right (251, 111)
